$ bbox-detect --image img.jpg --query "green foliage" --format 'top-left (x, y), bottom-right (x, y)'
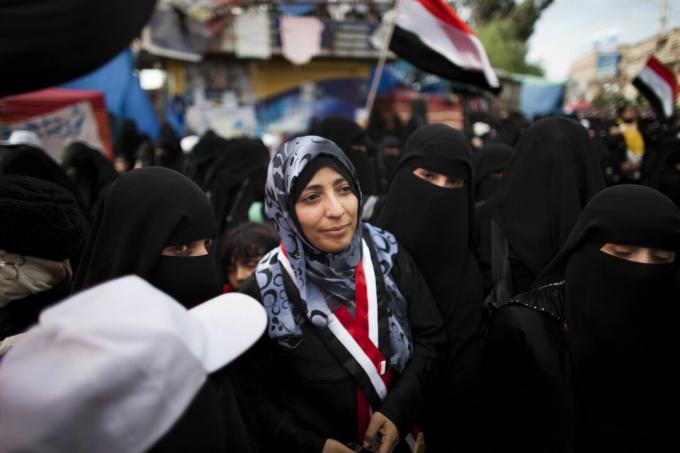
top-left (476, 18), bottom-right (543, 75)
top-left (461, 0), bottom-right (554, 75)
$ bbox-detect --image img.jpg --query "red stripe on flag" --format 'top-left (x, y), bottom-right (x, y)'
top-left (334, 259), bottom-right (392, 441)
top-left (417, 0), bottom-right (474, 35)
top-left (647, 56), bottom-right (679, 98)
top-left (356, 386), bottom-right (371, 443)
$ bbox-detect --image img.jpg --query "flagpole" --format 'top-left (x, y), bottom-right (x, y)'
top-left (364, 0), bottom-right (401, 117)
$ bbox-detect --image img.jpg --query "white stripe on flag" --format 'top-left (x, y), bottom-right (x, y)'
top-left (327, 313), bottom-right (388, 400)
top-left (470, 34), bottom-right (500, 91)
top-left (277, 242), bottom-right (387, 400)
top-left (362, 240), bottom-right (379, 346)
top-left (638, 65), bottom-right (675, 118)
top-left (396, 0), bottom-right (499, 88)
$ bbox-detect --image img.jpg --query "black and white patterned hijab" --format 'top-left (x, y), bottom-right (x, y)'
top-left (255, 136), bottom-right (412, 370)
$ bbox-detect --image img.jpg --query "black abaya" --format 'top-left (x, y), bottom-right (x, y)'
top-left (483, 117), bottom-right (605, 295)
top-left (377, 124), bottom-right (485, 452)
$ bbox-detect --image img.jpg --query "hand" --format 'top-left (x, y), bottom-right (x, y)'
top-left (363, 411), bottom-right (399, 453)
top-left (322, 438), bottom-right (355, 453)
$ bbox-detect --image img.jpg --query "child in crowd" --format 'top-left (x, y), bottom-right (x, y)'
top-left (220, 222), bottom-right (279, 292)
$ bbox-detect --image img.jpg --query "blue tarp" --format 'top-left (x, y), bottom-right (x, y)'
top-left (61, 49), bottom-right (160, 140)
top-left (520, 82), bottom-right (565, 120)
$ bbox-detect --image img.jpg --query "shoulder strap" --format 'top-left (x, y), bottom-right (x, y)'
top-left (279, 262), bottom-right (385, 407)
top-left (484, 218), bottom-right (514, 316)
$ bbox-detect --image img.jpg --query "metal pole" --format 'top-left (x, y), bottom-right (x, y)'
top-left (364, 0), bottom-right (401, 116)
top-left (660, 0), bottom-right (669, 33)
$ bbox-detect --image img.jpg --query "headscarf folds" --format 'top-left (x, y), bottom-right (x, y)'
top-left (255, 136), bottom-right (412, 370)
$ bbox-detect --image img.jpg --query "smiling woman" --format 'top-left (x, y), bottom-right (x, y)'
top-left (237, 136), bottom-right (445, 453)
top-left (293, 158), bottom-right (359, 253)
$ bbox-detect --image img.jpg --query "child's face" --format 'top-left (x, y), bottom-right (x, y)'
top-left (226, 256), bottom-right (262, 290)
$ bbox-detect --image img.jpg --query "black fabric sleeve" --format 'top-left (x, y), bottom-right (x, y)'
top-left (235, 277), bottom-right (327, 453)
top-left (481, 305), bottom-right (532, 451)
top-left (377, 247), bottom-right (447, 435)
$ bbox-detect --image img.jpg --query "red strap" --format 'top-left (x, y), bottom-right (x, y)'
top-left (280, 242), bottom-right (392, 442)
top-left (356, 385), bottom-right (371, 443)
top-left (333, 259), bottom-right (392, 442)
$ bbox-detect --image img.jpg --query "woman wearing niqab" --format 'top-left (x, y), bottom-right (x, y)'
top-left (61, 142), bottom-right (118, 216)
top-left (482, 184), bottom-right (680, 452)
top-left (376, 124), bottom-right (485, 452)
top-left (71, 167), bottom-right (220, 307)
top-left (475, 142), bottom-right (513, 294)
top-left (184, 132), bottom-right (270, 234)
top-left (481, 117), bottom-right (605, 302)
top-left (154, 123), bottom-right (184, 172)
top-left (475, 142), bottom-right (513, 203)
top-left (71, 166), bottom-right (254, 452)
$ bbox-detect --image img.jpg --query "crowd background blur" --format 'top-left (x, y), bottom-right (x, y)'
top-left (1, 0), bottom-right (680, 452)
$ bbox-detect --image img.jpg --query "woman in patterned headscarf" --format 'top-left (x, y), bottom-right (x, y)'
top-left (238, 136), bottom-right (445, 453)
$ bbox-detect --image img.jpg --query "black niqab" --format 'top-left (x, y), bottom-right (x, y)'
top-left (487, 117), bottom-right (605, 281)
top-left (538, 185), bottom-right (680, 451)
top-left (113, 119), bottom-right (145, 170)
top-left (62, 142), bottom-right (118, 215)
top-left (376, 124), bottom-right (484, 452)
top-left (475, 142), bottom-right (513, 202)
top-left (155, 124), bottom-right (184, 172)
top-left (72, 167), bottom-right (220, 309)
top-left (185, 132), bottom-right (269, 233)
top-left (378, 124), bottom-right (479, 288)
top-left (376, 135), bottom-right (402, 193)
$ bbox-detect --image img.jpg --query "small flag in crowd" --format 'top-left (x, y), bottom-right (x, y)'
top-left (390, 0), bottom-right (501, 94)
top-left (633, 56), bottom-right (678, 119)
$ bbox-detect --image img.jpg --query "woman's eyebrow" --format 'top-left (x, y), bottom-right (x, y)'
top-left (302, 178), bottom-right (347, 192)
top-left (302, 183), bottom-right (322, 192)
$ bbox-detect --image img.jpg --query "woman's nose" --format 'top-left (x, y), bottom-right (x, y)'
top-left (324, 193), bottom-right (344, 218)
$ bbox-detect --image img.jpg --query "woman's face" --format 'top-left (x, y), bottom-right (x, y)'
top-left (600, 243), bottom-right (675, 264)
top-left (294, 166), bottom-right (358, 253)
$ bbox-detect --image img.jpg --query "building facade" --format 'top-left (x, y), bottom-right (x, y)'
top-left (566, 27), bottom-right (680, 108)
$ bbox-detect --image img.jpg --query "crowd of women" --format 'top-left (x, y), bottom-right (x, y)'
top-left (0, 109), bottom-right (679, 453)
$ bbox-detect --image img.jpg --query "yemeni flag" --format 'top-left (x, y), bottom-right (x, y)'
top-left (390, 0), bottom-right (501, 94)
top-left (633, 56), bottom-right (678, 119)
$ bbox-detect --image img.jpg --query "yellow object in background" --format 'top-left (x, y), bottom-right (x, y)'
top-left (620, 122), bottom-right (645, 158)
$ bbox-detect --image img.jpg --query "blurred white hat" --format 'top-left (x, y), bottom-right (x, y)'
top-left (0, 275), bottom-right (266, 453)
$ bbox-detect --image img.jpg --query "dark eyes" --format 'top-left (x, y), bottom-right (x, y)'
top-left (165, 239), bottom-right (213, 257)
top-left (168, 244), bottom-right (191, 256)
top-left (301, 193), bottom-right (320, 203)
top-left (300, 185), bottom-right (351, 204)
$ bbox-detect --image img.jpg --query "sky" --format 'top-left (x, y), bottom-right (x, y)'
top-left (526, 0), bottom-right (680, 81)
